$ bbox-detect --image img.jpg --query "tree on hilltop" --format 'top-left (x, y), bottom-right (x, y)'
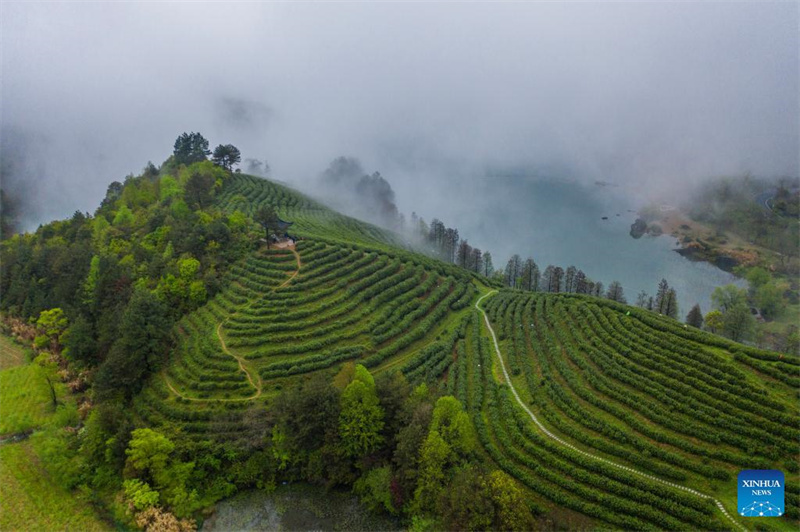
top-left (173, 132), bottom-right (210, 166)
top-left (212, 144), bottom-right (241, 171)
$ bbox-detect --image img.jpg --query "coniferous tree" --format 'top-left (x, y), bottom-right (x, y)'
top-left (444, 228), bottom-right (459, 263)
top-left (686, 304), bottom-right (704, 328)
top-left (95, 288), bottom-right (173, 400)
top-left (606, 281), bottom-right (626, 303)
top-left (664, 288), bottom-right (679, 319)
top-left (482, 252), bottom-right (494, 277)
top-left (564, 266), bottom-right (577, 293)
top-left (541, 265), bottom-right (554, 292)
top-left (211, 144), bottom-right (241, 171)
top-left (470, 248), bottom-right (483, 273)
top-left (520, 258), bottom-right (539, 291)
top-left (552, 267), bottom-right (565, 293)
top-left (173, 132), bottom-right (210, 165)
top-left (504, 255), bottom-right (522, 288)
top-left (574, 270), bottom-right (588, 294)
top-left (636, 290), bottom-right (649, 308)
top-left (254, 205), bottom-right (280, 247)
top-left (456, 240), bottom-right (472, 268)
top-left (593, 280), bottom-right (603, 297)
top-left (655, 279), bottom-right (670, 313)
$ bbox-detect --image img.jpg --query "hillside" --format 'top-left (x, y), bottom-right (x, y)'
top-left (1, 170), bottom-right (798, 531)
top-left (142, 174), bottom-right (798, 530)
top-left (138, 174), bottom-right (479, 445)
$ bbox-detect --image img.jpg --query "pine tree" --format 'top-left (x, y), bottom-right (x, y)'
top-left (686, 304), bottom-right (704, 328)
top-left (664, 288), bottom-right (679, 319)
top-left (482, 252), bottom-right (494, 277)
top-left (655, 279), bottom-right (670, 313)
top-left (593, 281), bottom-right (603, 297)
top-left (520, 258), bottom-right (539, 291)
top-left (574, 270), bottom-right (588, 294)
top-left (606, 281), bottom-right (626, 303)
top-left (504, 255), bottom-right (522, 288)
top-left (173, 132), bottom-right (210, 165)
top-left (564, 266), bottom-right (577, 293)
top-left (211, 144), bottom-right (241, 171)
top-left (636, 290), bottom-right (649, 308)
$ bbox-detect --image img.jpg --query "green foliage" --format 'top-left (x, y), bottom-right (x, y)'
top-left (178, 256), bottom-right (200, 279)
top-left (722, 303), bottom-right (755, 342)
top-left (30, 428), bottom-right (86, 490)
top-left (413, 429), bottom-right (450, 512)
top-left (754, 282), bottom-right (783, 318)
top-left (123, 478), bottom-right (160, 510)
top-left (62, 315), bottom-right (97, 365)
top-left (124, 428), bottom-right (199, 517)
top-left (430, 396), bottom-right (476, 459)
top-left (436, 466), bottom-right (493, 531)
top-left (184, 168), bottom-right (217, 209)
top-left (112, 204), bottom-right (134, 227)
top-left (159, 175), bottom-right (182, 201)
top-left (125, 428), bottom-right (175, 476)
top-left (339, 365), bottom-right (384, 458)
top-left (712, 284), bottom-right (748, 313)
top-left (487, 470), bottom-right (537, 531)
top-left (704, 310), bottom-right (724, 333)
top-left (173, 132), bottom-right (210, 166)
top-left (746, 267), bottom-right (772, 293)
top-left (685, 304), bottom-right (704, 329)
top-left (354, 466), bottom-right (396, 514)
top-left (0, 359), bottom-right (76, 435)
top-left (82, 255), bottom-right (101, 307)
top-left (212, 144), bottom-right (241, 171)
top-left (0, 440), bottom-right (107, 532)
top-left (95, 288), bottom-right (173, 399)
top-left (37, 308), bottom-right (68, 342)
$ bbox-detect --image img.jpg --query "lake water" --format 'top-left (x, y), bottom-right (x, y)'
top-left (201, 485), bottom-right (400, 532)
top-left (433, 175), bottom-right (744, 314)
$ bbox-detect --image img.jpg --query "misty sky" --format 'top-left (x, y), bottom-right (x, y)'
top-left (2, 1), bottom-right (798, 234)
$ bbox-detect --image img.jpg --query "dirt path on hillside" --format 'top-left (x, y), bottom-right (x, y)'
top-left (475, 291), bottom-right (746, 532)
top-left (164, 248), bottom-right (301, 402)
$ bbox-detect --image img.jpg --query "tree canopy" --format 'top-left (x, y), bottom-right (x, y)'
top-left (173, 132), bottom-right (210, 166)
top-left (212, 144), bottom-right (241, 171)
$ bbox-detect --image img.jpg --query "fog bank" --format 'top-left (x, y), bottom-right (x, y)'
top-left (2, 2), bottom-right (797, 234)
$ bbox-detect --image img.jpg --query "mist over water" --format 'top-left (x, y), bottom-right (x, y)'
top-left (400, 173), bottom-right (742, 313)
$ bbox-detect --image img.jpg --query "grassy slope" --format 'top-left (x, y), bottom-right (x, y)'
top-left (0, 334), bottom-right (106, 531)
top-left (0, 334), bottom-right (28, 371)
top-left (0, 344), bottom-right (76, 437)
top-left (139, 174), bottom-right (798, 530)
top-left (0, 441), bottom-right (108, 532)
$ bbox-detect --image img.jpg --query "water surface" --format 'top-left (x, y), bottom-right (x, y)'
top-left (429, 175), bottom-right (744, 314)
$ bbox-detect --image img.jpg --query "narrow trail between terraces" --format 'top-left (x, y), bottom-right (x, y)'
top-left (164, 247), bottom-right (301, 402)
top-left (474, 290), bottom-right (747, 532)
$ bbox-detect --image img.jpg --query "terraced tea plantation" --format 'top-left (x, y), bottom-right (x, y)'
top-left (477, 291), bottom-right (799, 530)
top-left (137, 174), bottom-right (799, 530)
top-left (136, 174), bottom-right (478, 448)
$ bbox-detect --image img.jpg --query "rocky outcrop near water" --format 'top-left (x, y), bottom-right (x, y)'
top-left (629, 218), bottom-right (648, 238)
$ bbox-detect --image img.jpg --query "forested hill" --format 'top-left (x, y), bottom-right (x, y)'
top-left (1, 157), bottom-right (798, 532)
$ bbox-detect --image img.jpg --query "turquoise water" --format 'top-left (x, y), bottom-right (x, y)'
top-left (432, 175), bottom-right (744, 315)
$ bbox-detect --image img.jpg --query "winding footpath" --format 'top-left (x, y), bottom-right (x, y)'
top-left (165, 248), bottom-right (301, 402)
top-left (475, 290), bottom-right (747, 532)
